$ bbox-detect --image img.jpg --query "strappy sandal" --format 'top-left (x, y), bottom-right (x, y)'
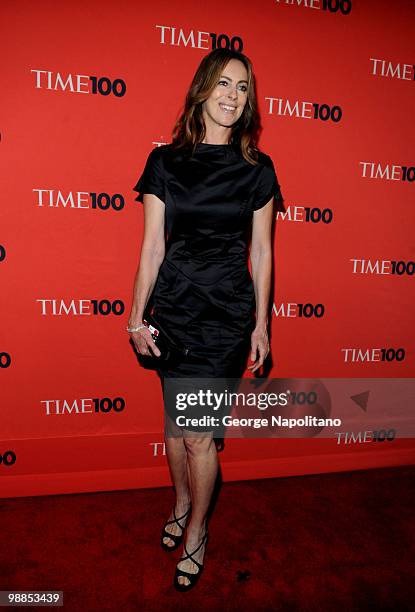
top-left (173, 530), bottom-right (209, 591)
top-left (161, 504), bottom-right (192, 552)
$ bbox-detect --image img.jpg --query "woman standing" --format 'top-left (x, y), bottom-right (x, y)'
top-left (127, 48), bottom-right (283, 591)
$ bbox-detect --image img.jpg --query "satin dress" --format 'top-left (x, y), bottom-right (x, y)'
top-left (133, 142), bottom-right (283, 432)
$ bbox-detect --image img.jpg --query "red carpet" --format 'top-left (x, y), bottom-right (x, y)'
top-left (1, 465), bottom-right (414, 611)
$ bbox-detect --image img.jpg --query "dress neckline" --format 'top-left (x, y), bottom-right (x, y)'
top-left (197, 143), bottom-right (232, 147)
top-left (192, 142), bottom-right (241, 159)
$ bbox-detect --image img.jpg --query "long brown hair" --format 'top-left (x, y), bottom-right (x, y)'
top-left (170, 48), bottom-right (262, 165)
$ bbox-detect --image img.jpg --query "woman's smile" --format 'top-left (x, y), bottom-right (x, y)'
top-left (219, 103), bottom-right (237, 114)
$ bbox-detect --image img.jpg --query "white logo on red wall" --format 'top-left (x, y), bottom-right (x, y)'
top-left (350, 259), bottom-right (415, 276)
top-left (359, 162), bottom-right (415, 182)
top-left (370, 58), bottom-right (415, 81)
top-left (36, 299), bottom-right (124, 316)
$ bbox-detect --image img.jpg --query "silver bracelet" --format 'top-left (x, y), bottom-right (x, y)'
top-left (126, 323), bottom-right (146, 333)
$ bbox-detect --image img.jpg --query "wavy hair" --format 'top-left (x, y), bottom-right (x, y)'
top-left (170, 48), bottom-right (263, 165)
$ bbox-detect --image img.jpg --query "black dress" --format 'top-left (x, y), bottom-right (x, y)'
top-left (133, 142), bottom-right (283, 431)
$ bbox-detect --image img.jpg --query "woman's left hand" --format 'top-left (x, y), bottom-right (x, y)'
top-left (247, 324), bottom-right (270, 372)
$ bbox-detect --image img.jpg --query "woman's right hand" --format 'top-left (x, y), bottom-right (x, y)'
top-left (130, 325), bottom-right (161, 358)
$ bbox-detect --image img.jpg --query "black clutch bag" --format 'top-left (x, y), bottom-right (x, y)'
top-left (142, 306), bottom-right (191, 362)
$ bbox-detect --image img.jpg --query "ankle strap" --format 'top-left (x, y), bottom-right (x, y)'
top-left (183, 531), bottom-right (208, 562)
top-left (173, 504), bottom-right (191, 523)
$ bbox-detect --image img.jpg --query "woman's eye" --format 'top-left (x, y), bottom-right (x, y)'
top-left (219, 81), bottom-right (247, 92)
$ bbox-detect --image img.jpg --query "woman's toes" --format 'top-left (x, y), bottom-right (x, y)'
top-left (163, 536), bottom-right (174, 547)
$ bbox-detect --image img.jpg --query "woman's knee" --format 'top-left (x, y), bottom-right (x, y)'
top-left (183, 433), bottom-right (214, 455)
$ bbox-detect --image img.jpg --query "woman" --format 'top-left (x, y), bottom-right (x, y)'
top-left (127, 48), bottom-right (283, 591)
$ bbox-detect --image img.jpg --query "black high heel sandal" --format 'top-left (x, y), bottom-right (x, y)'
top-left (161, 504), bottom-right (192, 552)
top-left (173, 530), bottom-right (209, 592)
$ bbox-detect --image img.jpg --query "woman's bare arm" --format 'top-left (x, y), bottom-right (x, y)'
top-left (128, 193), bottom-right (166, 356)
top-left (248, 198), bottom-right (274, 372)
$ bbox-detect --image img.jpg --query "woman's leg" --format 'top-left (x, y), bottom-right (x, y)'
top-left (176, 431), bottom-right (218, 586)
top-left (162, 415), bottom-right (192, 547)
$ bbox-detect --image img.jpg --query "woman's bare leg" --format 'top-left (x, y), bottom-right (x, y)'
top-left (162, 416), bottom-right (192, 547)
top-left (176, 432), bottom-right (218, 586)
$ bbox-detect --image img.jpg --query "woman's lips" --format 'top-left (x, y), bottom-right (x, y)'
top-left (219, 103), bottom-right (237, 114)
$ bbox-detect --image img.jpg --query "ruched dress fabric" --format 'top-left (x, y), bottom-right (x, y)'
top-left (133, 143), bottom-right (283, 432)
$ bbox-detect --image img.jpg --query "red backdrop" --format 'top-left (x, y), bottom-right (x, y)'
top-left (1, 0), bottom-right (414, 498)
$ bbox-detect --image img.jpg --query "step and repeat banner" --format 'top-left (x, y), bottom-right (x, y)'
top-left (1, 0), bottom-right (414, 497)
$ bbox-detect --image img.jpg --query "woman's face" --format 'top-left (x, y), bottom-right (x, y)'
top-left (202, 59), bottom-right (248, 132)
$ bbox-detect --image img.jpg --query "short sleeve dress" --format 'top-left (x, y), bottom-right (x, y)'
top-left (133, 142), bottom-right (283, 429)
